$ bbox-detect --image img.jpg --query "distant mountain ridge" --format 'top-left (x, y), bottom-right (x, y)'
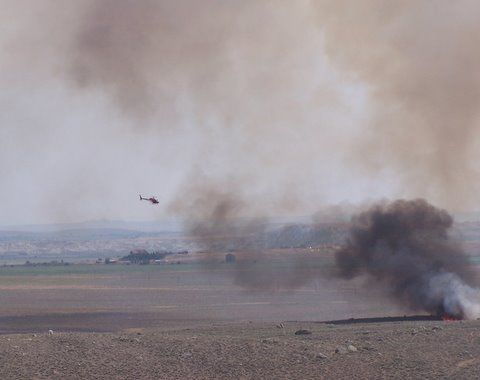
top-left (0, 228), bottom-right (179, 243)
top-left (0, 219), bottom-right (183, 233)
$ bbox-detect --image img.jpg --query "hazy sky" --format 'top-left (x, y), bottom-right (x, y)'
top-left (1, 1), bottom-right (479, 225)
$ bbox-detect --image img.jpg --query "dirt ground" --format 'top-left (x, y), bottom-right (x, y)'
top-left (0, 255), bottom-right (479, 378)
top-left (0, 319), bottom-right (479, 379)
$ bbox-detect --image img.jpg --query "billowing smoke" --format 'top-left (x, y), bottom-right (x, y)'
top-left (169, 184), bottom-right (262, 253)
top-left (314, 0), bottom-right (480, 209)
top-left (335, 199), bottom-right (480, 319)
top-left (2, 1), bottom-right (480, 224)
top-left (67, 0), bottom-right (349, 221)
top-left (65, 0), bottom-right (480, 222)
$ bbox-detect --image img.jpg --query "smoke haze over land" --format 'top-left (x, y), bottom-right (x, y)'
top-left (1, 1), bottom-right (480, 225)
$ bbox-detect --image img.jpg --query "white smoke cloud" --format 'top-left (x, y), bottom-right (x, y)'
top-left (428, 273), bottom-right (480, 320)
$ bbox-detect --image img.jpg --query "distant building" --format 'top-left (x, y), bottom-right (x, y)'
top-left (129, 249), bottom-right (149, 256)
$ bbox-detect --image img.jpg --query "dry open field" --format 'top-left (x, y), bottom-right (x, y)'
top-left (0, 250), bottom-right (478, 379)
top-left (0, 251), bottom-right (409, 331)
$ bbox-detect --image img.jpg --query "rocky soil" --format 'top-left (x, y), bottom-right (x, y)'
top-left (0, 319), bottom-right (479, 379)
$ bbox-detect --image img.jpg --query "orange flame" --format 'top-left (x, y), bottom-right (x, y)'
top-left (442, 314), bottom-right (461, 321)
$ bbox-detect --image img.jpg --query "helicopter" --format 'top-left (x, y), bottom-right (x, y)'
top-left (139, 195), bottom-right (159, 204)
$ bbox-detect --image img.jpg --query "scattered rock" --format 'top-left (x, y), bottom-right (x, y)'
top-left (295, 329), bottom-right (312, 336)
top-left (432, 326), bottom-right (443, 331)
top-left (262, 338), bottom-right (279, 344)
top-left (316, 352), bottom-right (328, 359)
top-left (118, 337), bottom-right (139, 343)
top-left (277, 323), bottom-right (287, 335)
top-left (335, 345), bottom-right (357, 354)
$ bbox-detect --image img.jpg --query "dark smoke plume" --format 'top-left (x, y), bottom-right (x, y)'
top-left (335, 199), bottom-right (480, 319)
